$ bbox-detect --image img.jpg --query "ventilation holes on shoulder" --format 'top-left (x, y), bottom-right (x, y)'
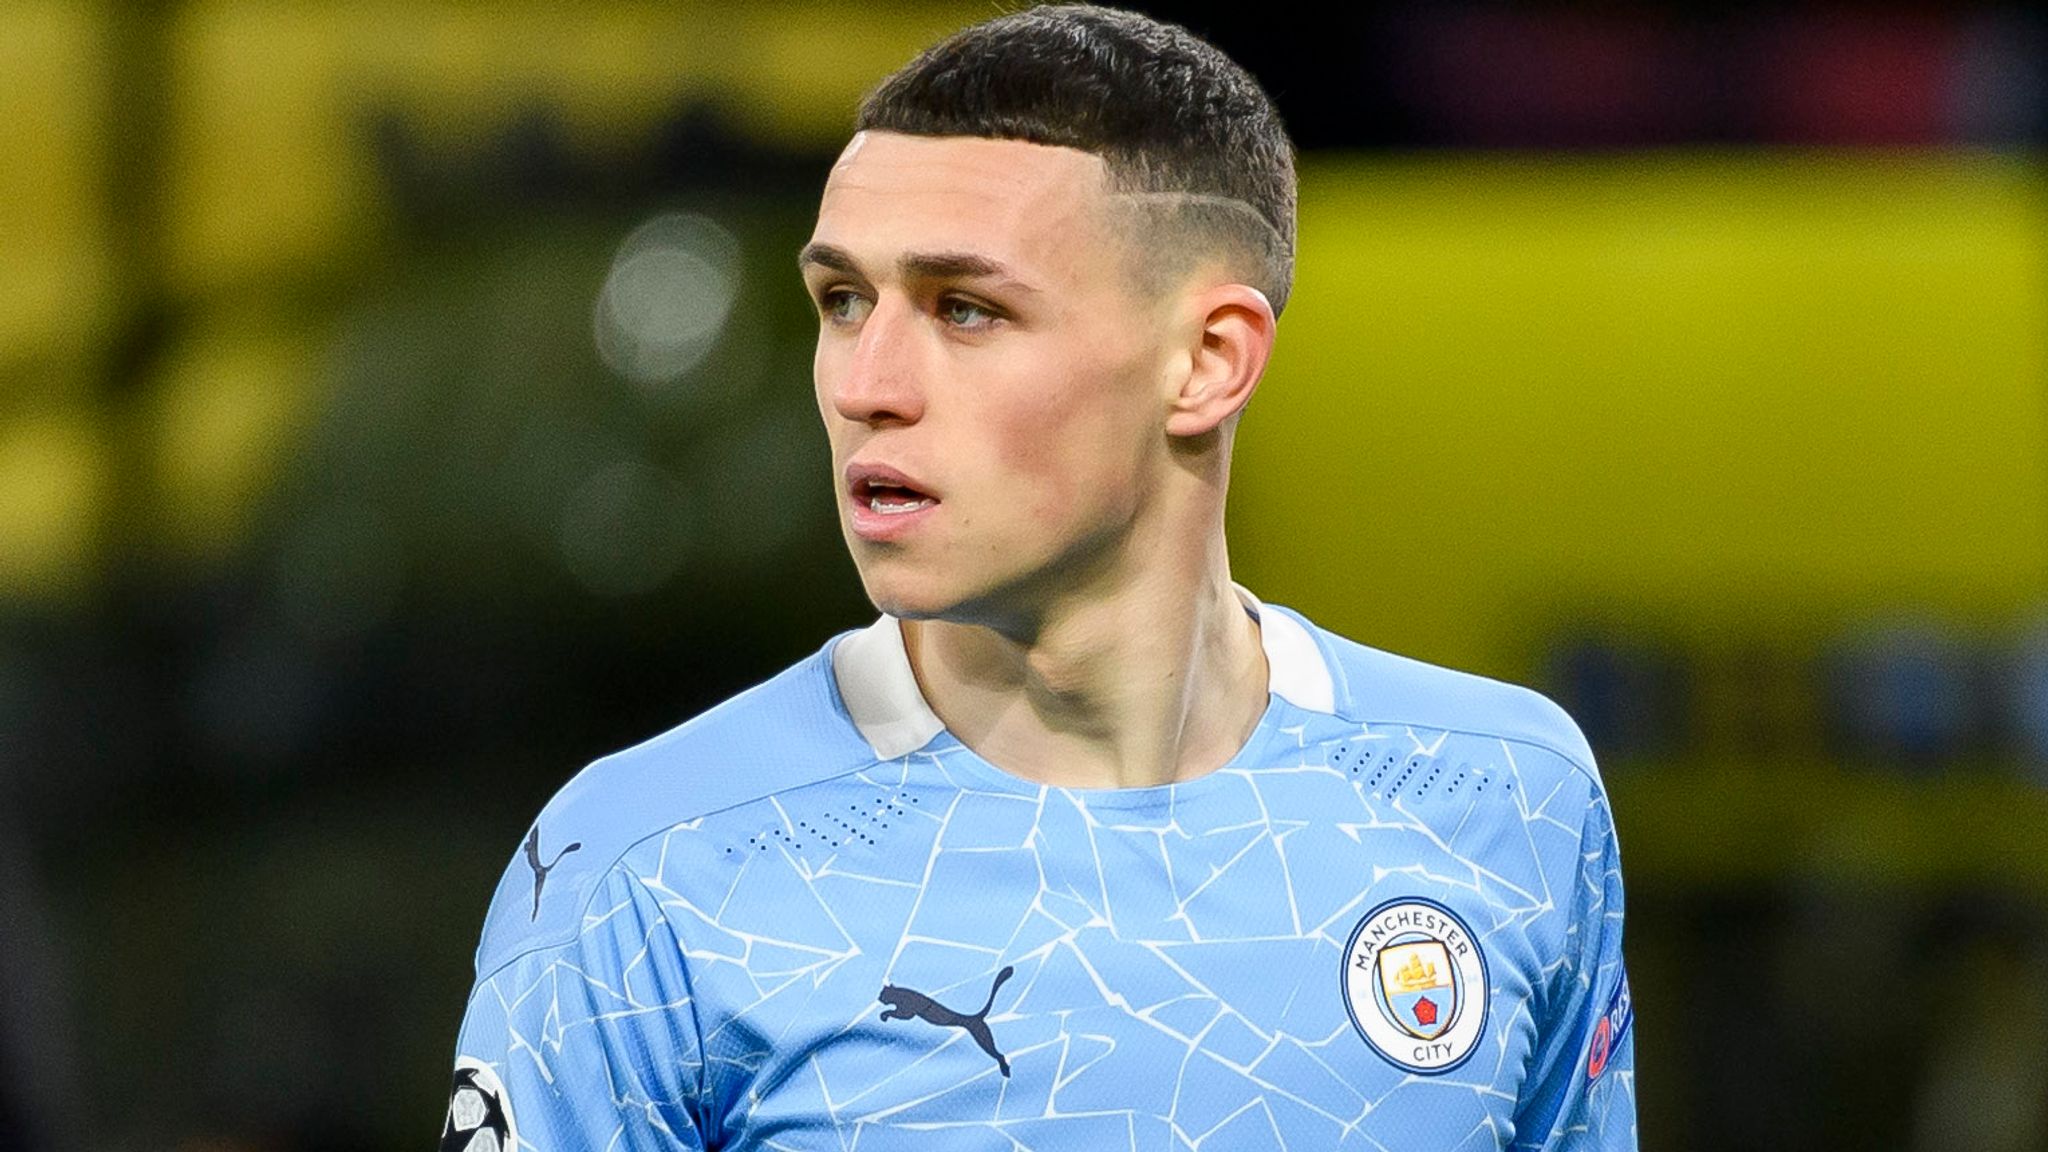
top-left (719, 789), bottom-right (929, 861)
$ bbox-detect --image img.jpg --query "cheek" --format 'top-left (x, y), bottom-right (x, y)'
top-left (989, 359), bottom-right (1150, 528)
top-left (997, 419), bottom-right (1081, 524)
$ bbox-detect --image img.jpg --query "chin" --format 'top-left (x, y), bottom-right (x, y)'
top-left (857, 553), bottom-right (1034, 627)
top-left (853, 558), bottom-right (963, 622)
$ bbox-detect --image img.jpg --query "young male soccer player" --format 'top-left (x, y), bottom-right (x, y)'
top-left (444, 7), bottom-right (1635, 1149)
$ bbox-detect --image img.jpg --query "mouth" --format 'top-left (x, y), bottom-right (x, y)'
top-left (845, 464), bottom-right (939, 538)
top-left (851, 475), bottom-right (938, 515)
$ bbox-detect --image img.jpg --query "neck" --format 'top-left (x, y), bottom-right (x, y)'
top-left (902, 533), bottom-right (1270, 790)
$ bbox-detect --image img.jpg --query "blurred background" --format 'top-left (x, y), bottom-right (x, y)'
top-left (3, 1), bottom-right (2046, 1149)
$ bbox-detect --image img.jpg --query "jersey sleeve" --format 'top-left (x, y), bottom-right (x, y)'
top-left (1511, 782), bottom-right (1637, 1151)
top-left (444, 865), bottom-right (712, 1151)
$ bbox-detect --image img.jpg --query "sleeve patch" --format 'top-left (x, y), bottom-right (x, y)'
top-left (1585, 967), bottom-right (1634, 1082)
top-left (442, 1056), bottom-right (519, 1152)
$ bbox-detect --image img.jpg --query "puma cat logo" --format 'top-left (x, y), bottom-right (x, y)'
top-left (878, 965), bottom-right (1016, 1076)
top-left (525, 826), bottom-right (581, 919)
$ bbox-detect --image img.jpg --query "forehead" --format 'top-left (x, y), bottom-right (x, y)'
top-left (810, 132), bottom-right (1113, 271)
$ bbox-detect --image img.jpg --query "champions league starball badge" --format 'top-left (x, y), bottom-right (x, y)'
top-left (441, 1056), bottom-right (518, 1152)
top-left (1342, 897), bottom-right (1489, 1074)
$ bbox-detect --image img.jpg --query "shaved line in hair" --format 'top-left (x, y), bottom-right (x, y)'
top-left (1103, 190), bottom-right (1294, 315)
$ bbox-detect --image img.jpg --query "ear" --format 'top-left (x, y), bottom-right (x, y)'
top-left (1164, 282), bottom-right (1276, 438)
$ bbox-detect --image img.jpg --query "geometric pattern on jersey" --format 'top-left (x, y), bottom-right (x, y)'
top-left (452, 591), bottom-right (1636, 1151)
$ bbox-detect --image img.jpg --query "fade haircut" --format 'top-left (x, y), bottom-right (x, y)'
top-left (856, 4), bottom-right (1298, 316)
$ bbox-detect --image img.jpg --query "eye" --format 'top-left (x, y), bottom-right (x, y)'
top-left (818, 288), bottom-right (871, 327)
top-left (938, 296), bottom-right (998, 331)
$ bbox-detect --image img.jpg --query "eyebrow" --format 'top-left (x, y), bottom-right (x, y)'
top-left (797, 242), bottom-right (1040, 296)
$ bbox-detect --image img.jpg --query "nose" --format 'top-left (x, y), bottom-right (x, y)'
top-left (828, 295), bottom-right (925, 427)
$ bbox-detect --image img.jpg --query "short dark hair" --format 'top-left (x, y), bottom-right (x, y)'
top-left (856, 4), bottom-right (1297, 315)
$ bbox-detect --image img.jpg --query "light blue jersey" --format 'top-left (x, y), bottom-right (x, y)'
top-left (445, 592), bottom-right (1635, 1151)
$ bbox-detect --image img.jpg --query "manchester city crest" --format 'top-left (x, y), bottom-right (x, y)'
top-left (1342, 897), bottom-right (1489, 1074)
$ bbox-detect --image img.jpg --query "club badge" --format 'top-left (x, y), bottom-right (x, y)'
top-left (1342, 897), bottom-right (1489, 1074)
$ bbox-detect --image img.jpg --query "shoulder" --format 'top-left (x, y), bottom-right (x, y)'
top-left (470, 631), bottom-right (880, 980)
top-left (1269, 602), bottom-right (1600, 786)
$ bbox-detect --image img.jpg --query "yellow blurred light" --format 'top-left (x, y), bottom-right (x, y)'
top-left (1233, 153), bottom-right (2048, 678)
top-left (163, 1), bottom-right (377, 295)
top-left (362, 4), bottom-right (712, 154)
top-left (714, 4), bottom-right (985, 149)
top-left (148, 320), bottom-right (313, 558)
top-left (156, 1), bottom-right (990, 295)
top-left (0, 408), bottom-right (107, 599)
top-left (0, 3), bottom-right (112, 370)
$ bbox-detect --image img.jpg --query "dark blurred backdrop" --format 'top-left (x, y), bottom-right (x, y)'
top-left (3, 3), bottom-right (2047, 1150)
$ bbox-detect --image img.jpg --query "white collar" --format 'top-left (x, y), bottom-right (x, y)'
top-left (831, 585), bottom-right (1336, 760)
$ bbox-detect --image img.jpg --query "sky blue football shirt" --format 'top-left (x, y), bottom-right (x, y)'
top-left (445, 590), bottom-right (1635, 1151)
